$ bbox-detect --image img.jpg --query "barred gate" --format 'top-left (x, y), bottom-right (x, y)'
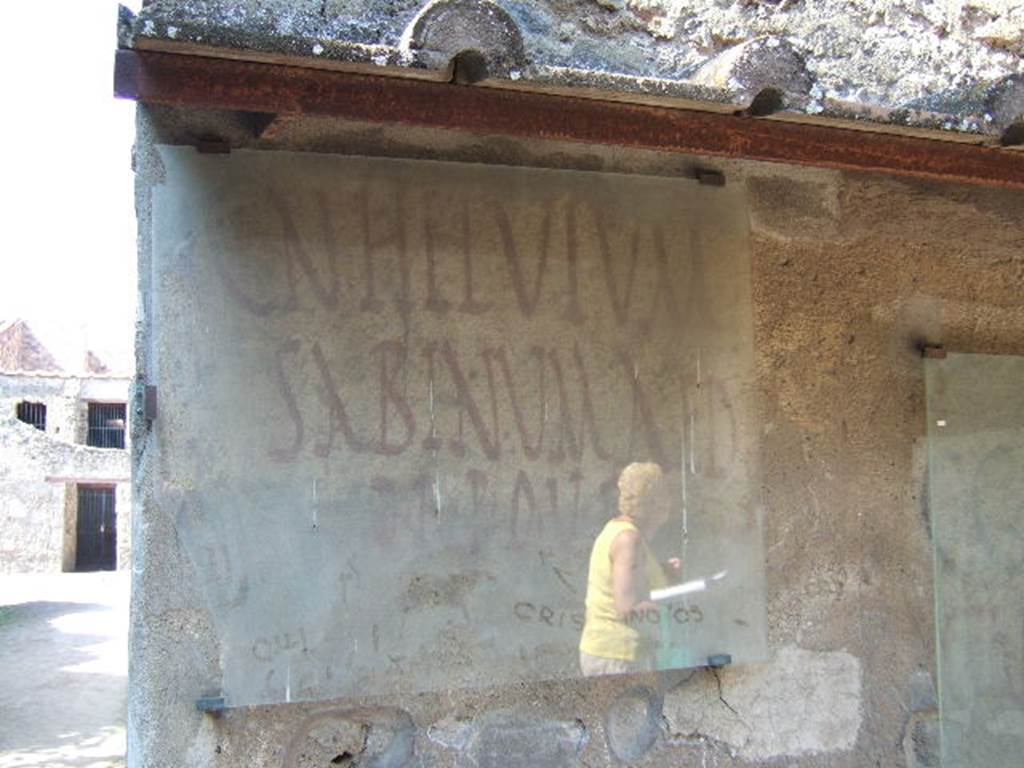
top-left (75, 485), bottom-right (117, 571)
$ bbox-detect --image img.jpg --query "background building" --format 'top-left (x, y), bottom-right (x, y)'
top-left (0, 319), bottom-right (131, 573)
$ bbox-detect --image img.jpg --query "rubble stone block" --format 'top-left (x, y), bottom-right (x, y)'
top-left (605, 686), bottom-right (662, 763)
top-left (692, 36), bottom-right (814, 109)
top-left (986, 74), bottom-right (1024, 145)
top-left (285, 709), bottom-right (415, 768)
top-left (471, 717), bottom-right (587, 768)
top-left (401, 0), bottom-right (527, 78)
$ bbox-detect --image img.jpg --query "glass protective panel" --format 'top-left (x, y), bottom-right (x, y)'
top-left (925, 353), bottom-right (1024, 766)
top-left (149, 146), bottom-right (766, 705)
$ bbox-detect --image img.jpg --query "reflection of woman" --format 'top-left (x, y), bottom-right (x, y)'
top-left (579, 462), bottom-right (679, 676)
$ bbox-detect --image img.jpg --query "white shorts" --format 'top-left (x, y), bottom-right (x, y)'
top-left (579, 650), bottom-right (651, 677)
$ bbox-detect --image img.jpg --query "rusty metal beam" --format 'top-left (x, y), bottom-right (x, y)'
top-left (114, 49), bottom-right (1024, 190)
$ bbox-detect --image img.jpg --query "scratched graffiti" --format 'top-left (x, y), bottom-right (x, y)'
top-left (150, 148), bottom-right (767, 705)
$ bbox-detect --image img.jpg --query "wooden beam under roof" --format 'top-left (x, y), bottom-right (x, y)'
top-left (114, 49), bottom-right (1024, 190)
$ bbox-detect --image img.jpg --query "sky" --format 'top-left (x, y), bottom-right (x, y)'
top-left (1, 1), bottom-right (141, 373)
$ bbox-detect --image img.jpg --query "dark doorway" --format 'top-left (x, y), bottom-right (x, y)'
top-left (75, 485), bottom-right (117, 571)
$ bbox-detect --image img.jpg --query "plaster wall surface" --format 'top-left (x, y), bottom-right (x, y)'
top-left (0, 374), bottom-right (132, 573)
top-left (130, 108), bottom-right (1024, 768)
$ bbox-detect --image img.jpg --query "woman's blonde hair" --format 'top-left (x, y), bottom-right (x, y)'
top-left (617, 462), bottom-right (665, 522)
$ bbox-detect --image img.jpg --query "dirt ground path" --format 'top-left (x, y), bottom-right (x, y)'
top-left (0, 572), bottom-right (128, 768)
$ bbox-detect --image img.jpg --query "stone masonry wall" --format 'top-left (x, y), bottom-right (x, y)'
top-left (130, 106), bottom-right (1024, 768)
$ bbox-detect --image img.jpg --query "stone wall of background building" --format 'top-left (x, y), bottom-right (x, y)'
top-left (129, 100), bottom-right (1024, 768)
top-left (0, 374), bottom-right (131, 573)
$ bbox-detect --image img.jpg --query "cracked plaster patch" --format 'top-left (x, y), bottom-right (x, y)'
top-left (663, 645), bottom-right (862, 760)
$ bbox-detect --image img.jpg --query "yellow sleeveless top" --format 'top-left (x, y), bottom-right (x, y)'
top-left (579, 518), bottom-right (668, 661)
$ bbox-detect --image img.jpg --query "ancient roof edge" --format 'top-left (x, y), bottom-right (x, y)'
top-left (0, 319), bottom-right (64, 375)
top-left (119, 2), bottom-right (1023, 148)
top-left (0, 369), bottom-right (132, 382)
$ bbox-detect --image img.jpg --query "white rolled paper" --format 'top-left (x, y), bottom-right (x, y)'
top-left (650, 570), bottom-right (727, 602)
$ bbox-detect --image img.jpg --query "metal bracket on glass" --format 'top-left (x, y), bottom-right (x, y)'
top-left (195, 137), bottom-right (232, 155)
top-left (196, 695), bottom-right (227, 714)
top-left (133, 380), bottom-right (157, 423)
top-left (144, 385), bottom-right (158, 421)
top-left (695, 169), bottom-right (727, 187)
top-left (707, 654), bottom-right (733, 668)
